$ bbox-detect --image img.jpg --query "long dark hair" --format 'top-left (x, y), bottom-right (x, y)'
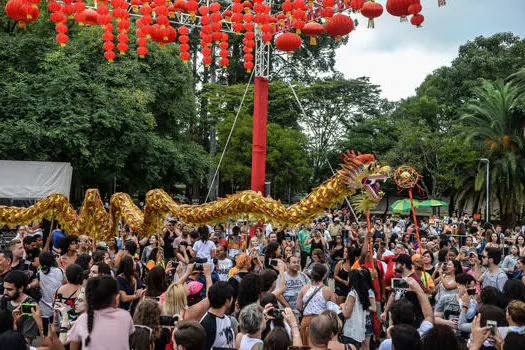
top-left (515, 234), bottom-right (525, 247)
top-left (451, 260), bottom-right (463, 277)
top-left (39, 251), bottom-right (58, 275)
top-left (146, 265), bottom-right (167, 298)
top-left (198, 225), bottom-right (209, 242)
top-left (116, 255), bottom-right (135, 283)
top-left (147, 248), bottom-right (160, 262)
top-left (84, 276), bottom-right (119, 347)
top-left (348, 269), bottom-right (371, 310)
top-left (59, 235), bottom-right (78, 255)
top-left (264, 242), bottom-right (280, 260)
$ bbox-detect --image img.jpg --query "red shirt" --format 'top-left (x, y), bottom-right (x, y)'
top-left (383, 255), bottom-right (397, 288)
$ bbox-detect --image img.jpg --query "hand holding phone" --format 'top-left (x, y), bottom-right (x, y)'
top-left (20, 302), bottom-right (36, 316)
top-left (391, 278), bottom-right (409, 289)
top-left (487, 320), bottom-right (497, 336)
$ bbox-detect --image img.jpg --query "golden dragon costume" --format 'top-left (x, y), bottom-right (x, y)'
top-left (0, 150), bottom-right (390, 240)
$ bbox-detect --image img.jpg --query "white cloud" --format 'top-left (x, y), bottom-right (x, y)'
top-left (335, 45), bottom-right (456, 100)
top-left (332, 0), bottom-right (525, 101)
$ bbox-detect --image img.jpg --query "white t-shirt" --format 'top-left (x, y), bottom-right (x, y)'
top-left (379, 321), bottom-right (433, 350)
top-left (193, 240), bottom-right (216, 264)
top-left (343, 289), bottom-right (374, 342)
top-left (216, 258), bottom-right (233, 281)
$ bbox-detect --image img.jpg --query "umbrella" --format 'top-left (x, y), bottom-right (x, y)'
top-left (390, 199), bottom-right (421, 213)
top-left (419, 199), bottom-right (449, 208)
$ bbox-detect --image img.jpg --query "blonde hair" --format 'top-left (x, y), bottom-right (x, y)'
top-left (507, 300), bottom-right (525, 326)
top-left (163, 283), bottom-right (187, 317)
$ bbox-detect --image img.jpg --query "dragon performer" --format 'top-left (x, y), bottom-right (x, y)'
top-left (0, 150), bottom-right (390, 241)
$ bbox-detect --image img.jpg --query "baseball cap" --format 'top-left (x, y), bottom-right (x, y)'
top-left (393, 254), bottom-right (413, 267)
top-left (187, 281), bottom-right (204, 296)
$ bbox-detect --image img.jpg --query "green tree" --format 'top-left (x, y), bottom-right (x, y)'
top-left (460, 79), bottom-right (525, 226)
top-left (0, 13), bottom-right (209, 199)
top-left (295, 77), bottom-right (392, 183)
top-left (203, 81), bottom-right (311, 200)
top-left (417, 32), bottom-right (525, 116)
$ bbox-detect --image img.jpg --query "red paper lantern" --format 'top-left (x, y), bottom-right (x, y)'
top-left (6, 0), bottom-right (39, 27)
top-left (361, 0), bottom-right (383, 28)
top-left (209, 2), bottom-right (220, 12)
top-left (322, 7), bottom-right (334, 18)
top-left (407, 2), bottom-right (422, 15)
top-left (150, 24), bottom-right (176, 47)
top-left (180, 51), bottom-right (190, 62)
top-left (186, 0), bottom-right (198, 20)
top-left (137, 46), bottom-right (148, 58)
top-left (104, 50), bottom-right (116, 62)
top-left (56, 33), bottom-right (68, 47)
top-left (410, 13), bottom-right (424, 27)
top-left (386, 0), bottom-right (411, 21)
top-left (302, 21), bottom-right (324, 45)
top-left (282, 0), bottom-right (293, 16)
top-left (275, 32), bottom-right (302, 53)
top-left (350, 0), bottom-right (365, 11)
top-left (202, 55), bottom-right (212, 67)
top-left (219, 57), bottom-right (229, 68)
top-left (262, 32), bottom-right (273, 44)
top-left (244, 61), bottom-right (254, 72)
top-left (78, 9), bottom-right (98, 26)
top-left (324, 14), bottom-right (354, 41)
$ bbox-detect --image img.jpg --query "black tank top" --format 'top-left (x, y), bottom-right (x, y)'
top-left (310, 239), bottom-right (324, 253)
top-left (335, 264), bottom-right (350, 294)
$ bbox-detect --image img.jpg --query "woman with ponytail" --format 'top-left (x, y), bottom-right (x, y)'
top-left (69, 275), bottom-right (135, 350)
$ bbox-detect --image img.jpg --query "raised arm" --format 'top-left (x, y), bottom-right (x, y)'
top-left (406, 277), bottom-right (434, 324)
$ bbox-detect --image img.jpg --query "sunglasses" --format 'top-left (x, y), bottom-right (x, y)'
top-left (482, 256), bottom-right (488, 259)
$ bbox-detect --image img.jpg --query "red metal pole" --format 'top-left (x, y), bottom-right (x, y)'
top-left (251, 76), bottom-right (269, 194)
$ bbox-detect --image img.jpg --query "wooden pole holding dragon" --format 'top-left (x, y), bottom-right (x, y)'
top-left (393, 166), bottom-right (427, 288)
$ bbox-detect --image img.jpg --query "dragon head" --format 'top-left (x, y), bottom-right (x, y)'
top-left (337, 150), bottom-right (391, 203)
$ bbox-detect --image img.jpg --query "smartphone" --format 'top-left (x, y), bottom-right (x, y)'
top-left (487, 320), bottom-right (497, 336)
top-left (21, 302), bottom-right (36, 315)
top-left (391, 278), bottom-right (409, 289)
top-left (467, 288), bottom-right (476, 296)
top-left (269, 259), bottom-right (278, 267)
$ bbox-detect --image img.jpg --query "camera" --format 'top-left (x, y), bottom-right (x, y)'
top-left (270, 308), bottom-right (284, 319)
top-left (467, 288), bottom-right (476, 296)
top-left (190, 258), bottom-right (207, 271)
top-left (160, 315), bottom-right (179, 327)
top-left (21, 303), bottom-right (36, 315)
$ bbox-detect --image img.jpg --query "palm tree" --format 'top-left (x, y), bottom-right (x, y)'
top-left (460, 79), bottom-right (525, 227)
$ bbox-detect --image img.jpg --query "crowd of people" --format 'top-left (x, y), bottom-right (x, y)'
top-left (1, 210), bottom-right (525, 350)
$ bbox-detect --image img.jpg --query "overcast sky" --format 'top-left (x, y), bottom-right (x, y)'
top-left (334, 0), bottom-right (525, 101)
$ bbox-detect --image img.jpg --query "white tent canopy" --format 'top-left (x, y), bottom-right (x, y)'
top-left (0, 161), bottom-right (72, 199)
